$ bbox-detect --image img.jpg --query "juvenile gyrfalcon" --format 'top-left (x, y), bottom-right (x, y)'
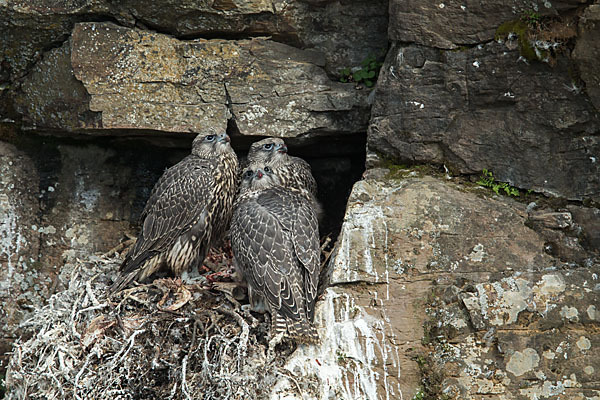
top-left (243, 137), bottom-right (317, 196)
top-left (109, 132), bottom-right (239, 293)
top-left (231, 165), bottom-right (320, 343)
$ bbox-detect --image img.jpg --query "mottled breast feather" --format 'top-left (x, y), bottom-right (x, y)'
top-left (231, 185), bottom-right (320, 343)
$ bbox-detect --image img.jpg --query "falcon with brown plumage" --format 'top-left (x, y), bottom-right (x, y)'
top-left (109, 132), bottom-right (239, 293)
top-left (230, 164), bottom-right (320, 343)
top-left (243, 137), bottom-right (317, 196)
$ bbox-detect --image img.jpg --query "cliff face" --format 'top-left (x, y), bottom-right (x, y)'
top-left (1, 0), bottom-right (599, 399)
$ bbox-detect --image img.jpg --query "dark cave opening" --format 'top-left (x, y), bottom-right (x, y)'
top-left (6, 128), bottom-right (366, 245)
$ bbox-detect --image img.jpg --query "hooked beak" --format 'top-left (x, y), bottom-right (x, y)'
top-left (218, 133), bottom-right (230, 143)
top-left (276, 143), bottom-right (288, 153)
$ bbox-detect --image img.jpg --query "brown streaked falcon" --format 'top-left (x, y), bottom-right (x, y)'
top-left (230, 165), bottom-right (320, 343)
top-left (109, 132), bottom-right (239, 293)
top-left (243, 137), bottom-right (317, 196)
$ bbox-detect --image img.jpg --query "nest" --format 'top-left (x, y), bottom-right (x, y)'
top-left (5, 254), bottom-right (300, 400)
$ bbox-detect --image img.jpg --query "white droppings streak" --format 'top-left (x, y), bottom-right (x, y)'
top-left (271, 289), bottom-right (402, 400)
top-left (1, 205), bottom-right (25, 275)
top-left (1, 166), bottom-right (27, 278)
top-left (333, 201), bottom-right (387, 283)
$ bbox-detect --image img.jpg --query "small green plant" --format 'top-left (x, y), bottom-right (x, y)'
top-left (477, 169), bottom-right (520, 196)
top-left (336, 350), bottom-right (348, 363)
top-left (523, 10), bottom-right (541, 27)
top-left (412, 388), bottom-right (425, 400)
top-left (339, 55), bottom-right (383, 88)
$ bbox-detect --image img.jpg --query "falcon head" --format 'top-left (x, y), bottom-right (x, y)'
top-left (192, 132), bottom-right (233, 157)
top-left (247, 137), bottom-right (288, 165)
top-left (239, 165), bottom-right (282, 192)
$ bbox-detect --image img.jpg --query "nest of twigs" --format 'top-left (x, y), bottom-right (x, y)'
top-left (5, 254), bottom-right (297, 400)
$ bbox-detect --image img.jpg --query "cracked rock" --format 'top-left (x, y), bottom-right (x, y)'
top-left (17, 22), bottom-right (369, 140)
top-left (368, 42), bottom-right (600, 202)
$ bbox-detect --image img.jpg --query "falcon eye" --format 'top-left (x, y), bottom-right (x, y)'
top-left (205, 135), bottom-right (216, 142)
top-left (263, 143), bottom-right (274, 150)
top-left (263, 166), bottom-right (272, 173)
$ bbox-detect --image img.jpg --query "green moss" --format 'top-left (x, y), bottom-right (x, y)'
top-left (411, 353), bottom-right (450, 400)
top-left (376, 154), bottom-right (444, 181)
top-left (412, 388), bottom-right (425, 400)
top-left (386, 164), bottom-right (410, 179)
top-left (374, 154), bottom-right (410, 179)
top-left (495, 19), bottom-right (527, 40)
top-left (495, 19), bottom-right (537, 61)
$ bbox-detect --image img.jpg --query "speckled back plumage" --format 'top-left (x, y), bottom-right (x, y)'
top-left (276, 155), bottom-right (317, 196)
top-left (109, 133), bottom-right (238, 293)
top-left (231, 167), bottom-right (320, 343)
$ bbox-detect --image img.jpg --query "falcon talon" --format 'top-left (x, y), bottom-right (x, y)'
top-left (199, 265), bottom-right (212, 273)
top-left (205, 271), bottom-right (233, 283)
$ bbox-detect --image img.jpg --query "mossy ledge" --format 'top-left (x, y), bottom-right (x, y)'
top-left (495, 19), bottom-right (538, 61)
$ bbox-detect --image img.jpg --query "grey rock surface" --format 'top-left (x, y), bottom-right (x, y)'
top-left (573, 4), bottom-right (600, 112)
top-left (368, 42), bottom-right (600, 201)
top-left (124, 0), bottom-right (389, 75)
top-left (14, 40), bottom-right (100, 131)
top-left (388, 0), bottom-right (584, 48)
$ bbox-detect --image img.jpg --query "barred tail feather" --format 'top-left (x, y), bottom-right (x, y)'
top-left (108, 269), bottom-right (139, 295)
top-left (272, 313), bottom-right (319, 344)
top-left (108, 254), bottom-right (163, 295)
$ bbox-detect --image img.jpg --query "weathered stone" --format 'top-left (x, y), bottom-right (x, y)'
top-left (279, 0), bottom-right (389, 75)
top-left (330, 174), bottom-right (554, 286)
top-left (272, 171), bottom-right (600, 399)
top-left (14, 40), bottom-right (100, 131)
top-left (16, 22), bottom-right (369, 138)
top-left (0, 141), bottom-right (42, 371)
top-left (1, 0), bottom-right (387, 121)
top-left (368, 42), bottom-right (600, 201)
top-left (271, 285), bottom-right (407, 399)
top-left (127, 0), bottom-right (276, 34)
top-left (568, 205), bottom-right (600, 252)
top-left (573, 4), bottom-right (600, 112)
top-left (0, 0), bottom-right (132, 81)
top-left (389, 0), bottom-right (584, 48)
top-left (528, 210), bottom-right (573, 229)
top-left (125, 0), bottom-right (389, 74)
